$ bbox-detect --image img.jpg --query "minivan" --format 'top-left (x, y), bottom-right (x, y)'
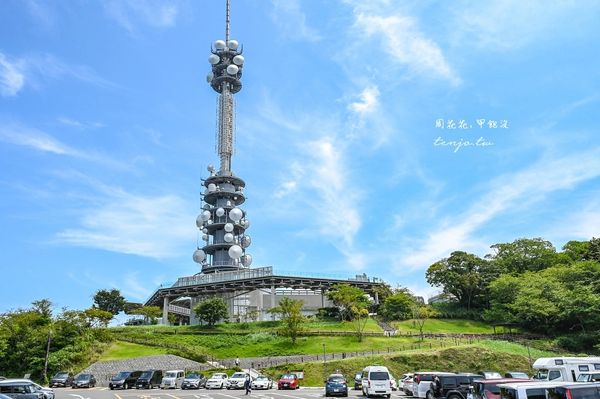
top-left (498, 381), bottom-right (567, 399)
top-left (0, 380), bottom-right (45, 399)
top-left (161, 370), bottom-right (185, 389)
top-left (109, 371), bottom-right (143, 390)
top-left (136, 370), bottom-right (163, 389)
top-left (361, 366), bottom-right (392, 398)
top-left (413, 372), bottom-right (455, 398)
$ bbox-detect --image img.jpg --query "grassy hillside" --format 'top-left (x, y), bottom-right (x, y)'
top-left (263, 344), bottom-right (555, 386)
top-left (99, 341), bottom-right (169, 360)
top-left (392, 319), bottom-right (497, 334)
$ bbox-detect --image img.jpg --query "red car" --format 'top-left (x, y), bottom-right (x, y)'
top-left (278, 374), bottom-right (300, 390)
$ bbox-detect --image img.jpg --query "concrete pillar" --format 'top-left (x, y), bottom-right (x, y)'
top-left (162, 296), bottom-right (169, 325)
top-left (228, 293), bottom-right (235, 321)
top-left (321, 289), bottom-right (325, 307)
top-left (189, 296), bottom-right (200, 325)
top-left (270, 285), bottom-right (276, 321)
top-left (374, 291), bottom-right (379, 305)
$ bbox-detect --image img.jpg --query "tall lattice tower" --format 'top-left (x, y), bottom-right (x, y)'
top-left (193, 0), bottom-right (252, 273)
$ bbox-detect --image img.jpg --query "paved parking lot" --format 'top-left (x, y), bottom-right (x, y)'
top-left (55, 387), bottom-right (413, 399)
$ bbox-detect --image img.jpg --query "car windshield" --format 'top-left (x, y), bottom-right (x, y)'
top-left (76, 375), bottom-right (90, 380)
top-left (186, 373), bottom-right (199, 379)
top-left (328, 376), bottom-right (345, 383)
top-left (165, 372), bottom-right (177, 378)
top-left (140, 372), bottom-right (152, 379)
top-left (115, 372), bottom-right (129, 379)
top-left (370, 372), bottom-right (389, 380)
top-left (211, 374), bottom-right (225, 379)
top-left (232, 373), bottom-right (246, 379)
top-left (281, 374), bottom-right (296, 379)
top-left (534, 370), bottom-right (549, 380)
top-left (55, 373), bottom-right (69, 378)
top-left (256, 377), bottom-right (268, 381)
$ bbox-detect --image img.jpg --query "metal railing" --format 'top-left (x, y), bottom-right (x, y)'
top-left (168, 304), bottom-right (191, 315)
top-left (172, 266), bottom-right (274, 287)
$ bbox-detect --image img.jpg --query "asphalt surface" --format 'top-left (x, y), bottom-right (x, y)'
top-left (54, 387), bottom-right (415, 399)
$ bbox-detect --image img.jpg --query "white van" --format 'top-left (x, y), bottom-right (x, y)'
top-left (361, 366), bottom-right (392, 398)
top-left (532, 357), bottom-right (600, 382)
top-left (412, 372), bottom-right (456, 398)
top-left (498, 381), bottom-right (567, 399)
top-left (161, 370), bottom-right (185, 389)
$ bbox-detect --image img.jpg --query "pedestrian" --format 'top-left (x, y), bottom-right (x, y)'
top-left (244, 373), bottom-right (252, 395)
top-left (235, 357), bottom-right (240, 367)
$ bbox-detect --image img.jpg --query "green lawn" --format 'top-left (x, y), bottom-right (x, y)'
top-left (392, 319), bottom-right (497, 334)
top-left (113, 318), bottom-right (382, 334)
top-left (472, 340), bottom-right (563, 358)
top-left (99, 341), bottom-right (168, 360)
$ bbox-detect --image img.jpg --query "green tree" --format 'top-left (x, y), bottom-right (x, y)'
top-left (426, 251), bottom-right (491, 310)
top-left (93, 289), bottom-right (126, 315)
top-left (584, 237), bottom-right (600, 263)
top-left (561, 240), bottom-right (590, 262)
top-left (487, 237), bottom-right (557, 274)
top-left (84, 308), bottom-right (114, 327)
top-left (411, 304), bottom-right (437, 340)
top-left (130, 306), bottom-right (162, 325)
top-left (380, 291), bottom-right (415, 320)
top-left (193, 297), bottom-right (228, 327)
top-left (326, 284), bottom-right (370, 321)
top-left (269, 297), bottom-right (305, 344)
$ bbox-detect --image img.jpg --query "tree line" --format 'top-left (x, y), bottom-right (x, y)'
top-left (424, 237), bottom-right (600, 352)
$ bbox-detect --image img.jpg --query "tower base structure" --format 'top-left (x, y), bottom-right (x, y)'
top-left (145, 266), bottom-right (384, 325)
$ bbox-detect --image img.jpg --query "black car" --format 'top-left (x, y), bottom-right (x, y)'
top-left (354, 373), bottom-right (362, 390)
top-left (71, 374), bottom-right (96, 389)
top-left (547, 384), bottom-right (600, 399)
top-left (426, 374), bottom-right (482, 399)
top-left (325, 374), bottom-right (348, 397)
top-left (181, 373), bottom-right (206, 390)
top-left (109, 371), bottom-right (143, 390)
top-left (136, 370), bottom-right (163, 389)
top-left (50, 372), bottom-right (73, 388)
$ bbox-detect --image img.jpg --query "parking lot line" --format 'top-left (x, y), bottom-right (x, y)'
top-left (165, 394), bottom-right (182, 399)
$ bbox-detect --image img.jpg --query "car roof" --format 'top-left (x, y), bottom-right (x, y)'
top-left (497, 382), bottom-right (567, 389)
top-left (328, 374), bottom-right (345, 378)
top-left (476, 378), bottom-right (531, 384)
top-left (0, 379), bottom-right (36, 384)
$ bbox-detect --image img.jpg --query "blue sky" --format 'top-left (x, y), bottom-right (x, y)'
top-left (1, 0), bottom-right (600, 315)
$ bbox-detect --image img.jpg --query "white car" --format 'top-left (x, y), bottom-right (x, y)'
top-left (251, 376), bottom-right (273, 390)
top-left (399, 374), bottom-right (414, 392)
top-left (161, 370), bottom-right (184, 389)
top-left (361, 365), bottom-right (392, 398)
top-left (389, 375), bottom-right (398, 391)
top-left (226, 373), bottom-right (248, 390)
top-left (205, 373), bottom-right (228, 389)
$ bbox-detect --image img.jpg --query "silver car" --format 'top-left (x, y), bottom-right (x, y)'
top-left (0, 380), bottom-right (47, 399)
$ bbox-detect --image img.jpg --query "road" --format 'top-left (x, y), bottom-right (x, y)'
top-left (55, 387), bottom-right (413, 399)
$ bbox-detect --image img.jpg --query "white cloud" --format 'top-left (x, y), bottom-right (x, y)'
top-left (0, 123), bottom-right (81, 156)
top-left (0, 122), bottom-right (127, 169)
top-left (452, 0), bottom-right (600, 51)
top-left (57, 185), bottom-right (193, 259)
top-left (57, 117), bottom-right (104, 129)
top-left (349, 85), bottom-right (380, 115)
top-left (104, 0), bottom-right (179, 33)
top-left (400, 148), bottom-right (600, 270)
top-left (352, 12), bottom-right (460, 85)
top-left (0, 53), bottom-right (25, 96)
top-left (0, 51), bottom-right (115, 96)
top-left (270, 0), bottom-right (321, 42)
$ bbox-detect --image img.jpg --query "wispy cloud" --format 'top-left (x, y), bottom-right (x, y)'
top-left (0, 51), bottom-right (116, 96)
top-left (270, 0), bottom-right (321, 42)
top-left (451, 0), bottom-right (600, 51)
top-left (400, 147), bottom-right (600, 270)
top-left (351, 12), bottom-right (460, 85)
top-left (349, 85), bottom-right (379, 115)
top-left (0, 53), bottom-right (25, 97)
top-left (104, 0), bottom-right (179, 34)
top-left (57, 182), bottom-right (193, 259)
top-left (0, 122), bottom-right (125, 168)
top-left (57, 117), bottom-right (104, 129)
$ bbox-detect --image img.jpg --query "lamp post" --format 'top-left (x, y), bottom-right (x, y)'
top-left (322, 343), bottom-right (326, 364)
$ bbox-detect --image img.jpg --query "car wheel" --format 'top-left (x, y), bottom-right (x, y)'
top-left (110, 387), bottom-right (113, 391)
top-left (448, 394), bottom-right (462, 399)
top-left (387, 395), bottom-right (391, 398)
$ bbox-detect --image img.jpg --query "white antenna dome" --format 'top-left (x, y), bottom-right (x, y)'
top-left (226, 64), bottom-right (239, 75)
top-left (208, 54), bottom-right (220, 65)
top-left (227, 40), bottom-right (239, 50)
top-left (206, 71), bottom-right (214, 83)
top-left (229, 207), bottom-right (243, 222)
top-left (233, 55), bottom-right (244, 66)
top-left (228, 245), bottom-right (243, 259)
top-left (224, 223), bottom-right (234, 232)
top-left (214, 40), bottom-right (226, 50)
top-left (224, 233), bottom-right (234, 243)
top-left (193, 249), bottom-right (206, 263)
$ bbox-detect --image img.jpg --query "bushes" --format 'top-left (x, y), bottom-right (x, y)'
top-left (555, 333), bottom-right (600, 354)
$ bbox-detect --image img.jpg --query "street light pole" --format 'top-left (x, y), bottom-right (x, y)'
top-left (322, 343), bottom-right (326, 364)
